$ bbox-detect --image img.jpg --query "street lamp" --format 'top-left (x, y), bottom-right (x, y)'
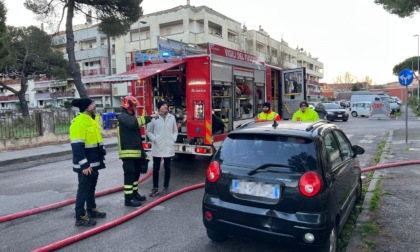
top-left (138, 21), bottom-right (147, 66)
top-left (414, 34), bottom-right (420, 97)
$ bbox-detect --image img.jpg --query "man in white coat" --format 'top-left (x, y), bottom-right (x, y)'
top-left (146, 101), bottom-right (178, 196)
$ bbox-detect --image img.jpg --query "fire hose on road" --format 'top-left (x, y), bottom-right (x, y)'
top-left (32, 183), bottom-right (205, 252)
top-left (0, 170), bottom-right (153, 223)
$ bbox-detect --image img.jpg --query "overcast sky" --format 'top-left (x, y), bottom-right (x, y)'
top-left (4, 0), bottom-right (420, 85)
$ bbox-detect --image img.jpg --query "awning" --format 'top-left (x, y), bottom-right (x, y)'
top-left (101, 61), bottom-right (185, 83)
top-left (266, 64), bottom-right (282, 71)
top-left (50, 82), bottom-right (67, 87)
top-left (82, 76), bottom-right (106, 84)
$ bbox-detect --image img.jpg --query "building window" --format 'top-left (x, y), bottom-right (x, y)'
top-left (166, 28), bottom-right (172, 35)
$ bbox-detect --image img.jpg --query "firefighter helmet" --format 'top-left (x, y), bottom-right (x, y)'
top-left (121, 96), bottom-right (139, 111)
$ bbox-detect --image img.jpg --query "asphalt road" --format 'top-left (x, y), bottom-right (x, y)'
top-left (1, 109), bottom-right (418, 252)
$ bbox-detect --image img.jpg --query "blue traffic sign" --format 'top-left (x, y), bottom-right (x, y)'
top-left (398, 69), bottom-right (414, 86)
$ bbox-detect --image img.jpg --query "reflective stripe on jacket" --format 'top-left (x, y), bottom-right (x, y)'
top-left (69, 113), bottom-right (106, 173)
top-left (117, 110), bottom-right (152, 159)
top-left (256, 110), bottom-right (281, 122)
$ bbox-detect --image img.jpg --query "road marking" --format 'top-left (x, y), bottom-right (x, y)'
top-left (358, 135), bottom-right (377, 144)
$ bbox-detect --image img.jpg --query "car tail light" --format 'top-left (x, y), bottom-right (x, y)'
top-left (299, 172), bottom-right (322, 197)
top-left (206, 161), bottom-right (220, 183)
top-left (195, 147), bottom-right (212, 154)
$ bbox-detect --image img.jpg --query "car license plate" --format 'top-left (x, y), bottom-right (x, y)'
top-left (337, 115), bottom-right (342, 117)
top-left (231, 180), bottom-right (280, 199)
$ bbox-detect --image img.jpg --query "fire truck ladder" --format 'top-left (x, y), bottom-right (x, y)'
top-left (136, 80), bottom-right (146, 116)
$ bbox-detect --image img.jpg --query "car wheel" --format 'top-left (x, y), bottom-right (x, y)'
top-left (351, 111), bottom-right (357, 117)
top-left (206, 229), bottom-right (228, 242)
top-left (342, 119), bottom-right (348, 122)
top-left (320, 224), bottom-right (337, 252)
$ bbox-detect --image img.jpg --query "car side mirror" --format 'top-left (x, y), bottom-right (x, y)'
top-left (352, 145), bottom-right (365, 158)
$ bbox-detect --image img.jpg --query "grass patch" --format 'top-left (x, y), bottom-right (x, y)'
top-left (361, 221), bottom-right (380, 250)
top-left (369, 177), bottom-right (382, 211)
top-left (374, 132), bottom-right (389, 165)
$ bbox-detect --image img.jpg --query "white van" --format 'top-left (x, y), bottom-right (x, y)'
top-left (350, 92), bottom-right (381, 109)
top-left (351, 101), bottom-right (371, 117)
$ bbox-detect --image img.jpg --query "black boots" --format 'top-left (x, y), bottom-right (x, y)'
top-left (133, 191), bottom-right (146, 202)
top-left (75, 214), bottom-right (96, 227)
top-left (87, 208), bottom-right (106, 218)
top-left (125, 195), bottom-right (142, 207)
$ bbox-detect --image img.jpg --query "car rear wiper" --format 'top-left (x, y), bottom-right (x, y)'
top-left (248, 163), bottom-right (296, 176)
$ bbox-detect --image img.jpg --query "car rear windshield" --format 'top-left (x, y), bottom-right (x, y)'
top-left (216, 134), bottom-right (318, 172)
top-left (324, 103), bottom-right (340, 109)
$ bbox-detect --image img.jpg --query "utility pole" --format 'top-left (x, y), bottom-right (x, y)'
top-left (415, 35), bottom-right (420, 97)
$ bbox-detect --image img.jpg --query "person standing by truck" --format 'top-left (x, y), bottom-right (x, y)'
top-left (70, 98), bottom-right (106, 227)
top-left (256, 102), bottom-right (281, 122)
top-left (117, 96), bottom-right (158, 207)
top-left (292, 101), bottom-right (320, 122)
top-left (147, 101), bottom-right (178, 197)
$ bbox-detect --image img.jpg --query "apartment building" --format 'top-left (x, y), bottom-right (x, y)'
top-left (0, 78), bottom-right (29, 110)
top-left (26, 3), bottom-right (324, 109)
top-left (116, 5), bottom-right (323, 74)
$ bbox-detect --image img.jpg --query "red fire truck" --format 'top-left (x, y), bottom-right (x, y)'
top-left (102, 43), bottom-right (307, 159)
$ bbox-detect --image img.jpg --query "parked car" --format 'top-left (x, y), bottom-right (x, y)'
top-left (391, 96), bottom-right (402, 105)
top-left (351, 101), bottom-right (371, 117)
top-left (308, 102), bottom-right (316, 109)
top-left (315, 102), bottom-right (349, 121)
top-left (339, 100), bottom-right (349, 108)
top-left (202, 120), bottom-right (365, 251)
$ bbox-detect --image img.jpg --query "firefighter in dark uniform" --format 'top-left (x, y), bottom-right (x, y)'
top-left (70, 98), bottom-right (106, 227)
top-left (117, 95), bottom-right (158, 207)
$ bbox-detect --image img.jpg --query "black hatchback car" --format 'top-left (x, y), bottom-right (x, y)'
top-left (315, 102), bottom-right (349, 122)
top-left (202, 120), bottom-right (364, 251)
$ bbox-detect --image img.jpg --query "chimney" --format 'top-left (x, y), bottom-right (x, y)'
top-left (187, 0), bottom-right (190, 5)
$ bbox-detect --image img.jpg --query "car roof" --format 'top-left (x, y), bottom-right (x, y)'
top-left (231, 120), bottom-right (339, 138)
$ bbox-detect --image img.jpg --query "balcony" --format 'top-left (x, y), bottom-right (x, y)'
top-left (51, 91), bottom-right (74, 98)
top-left (87, 88), bottom-right (111, 96)
top-left (0, 95), bottom-right (19, 102)
top-left (81, 68), bottom-right (109, 77)
top-left (35, 93), bottom-right (52, 100)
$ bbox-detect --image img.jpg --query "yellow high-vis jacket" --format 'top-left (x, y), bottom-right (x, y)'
top-left (69, 113), bottom-right (106, 173)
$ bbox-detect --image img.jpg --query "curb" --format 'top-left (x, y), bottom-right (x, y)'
top-left (345, 130), bottom-right (394, 251)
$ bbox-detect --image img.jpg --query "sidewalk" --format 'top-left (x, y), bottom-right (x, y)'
top-left (0, 136), bottom-right (118, 169)
top-left (346, 109), bottom-right (420, 251)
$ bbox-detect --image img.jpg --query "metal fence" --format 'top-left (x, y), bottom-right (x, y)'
top-left (0, 110), bottom-right (76, 140)
top-left (52, 110), bottom-right (74, 135)
top-left (0, 113), bottom-right (41, 139)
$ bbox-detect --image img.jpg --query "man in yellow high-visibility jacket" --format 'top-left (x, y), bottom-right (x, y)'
top-left (292, 101), bottom-right (320, 122)
top-left (256, 102), bottom-right (281, 122)
top-left (70, 98), bottom-right (106, 227)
